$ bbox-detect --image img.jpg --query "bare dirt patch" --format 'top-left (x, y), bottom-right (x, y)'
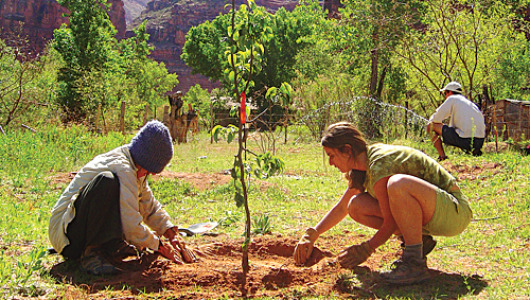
top-left (49, 171), bottom-right (280, 192)
top-left (152, 171), bottom-right (232, 190)
top-left (441, 161), bottom-right (503, 181)
top-left (49, 235), bottom-right (487, 299)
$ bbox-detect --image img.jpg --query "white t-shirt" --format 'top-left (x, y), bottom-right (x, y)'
top-left (429, 94), bottom-right (486, 138)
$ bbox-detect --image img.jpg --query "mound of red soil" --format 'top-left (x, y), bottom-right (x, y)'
top-left (50, 234), bottom-right (490, 299)
top-left (50, 234), bottom-right (401, 299)
top-left (441, 161), bottom-right (503, 181)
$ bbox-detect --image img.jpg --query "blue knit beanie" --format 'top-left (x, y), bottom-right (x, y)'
top-left (128, 120), bottom-right (173, 174)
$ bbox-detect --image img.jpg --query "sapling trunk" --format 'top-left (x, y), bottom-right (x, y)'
top-left (237, 121), bottom-right (250, 275)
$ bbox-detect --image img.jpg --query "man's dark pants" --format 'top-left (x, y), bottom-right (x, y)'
top-left (442, 125), bottom-right (485, 156)
top-left (61, 171), bottom-right (123, 260)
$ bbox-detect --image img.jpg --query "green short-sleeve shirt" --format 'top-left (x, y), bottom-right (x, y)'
top-left (364, 143), bottom-right (457, 198)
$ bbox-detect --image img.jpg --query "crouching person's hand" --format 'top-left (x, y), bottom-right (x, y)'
top-left (170, 236), bottom-right (197, 263)
top-left (157, 241), bottom-right (184, 264)
top-left (164, 226), bottom-right (197, 263)
top-left (338, 241), bottom-right (374, 268)
top-left (294, 228), bottom-right (319, 265)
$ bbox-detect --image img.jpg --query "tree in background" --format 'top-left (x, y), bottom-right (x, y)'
top-left (327, 0), bottom-right (421, 137)
top-left (183, 84), bottom-right (212, 128)
top-left (397, 0), bottom-right (530, 109)
top-left (494, 36), bottom-right (530, 101)
top-left (119, 22), bottom-right (178, 120)
top-left (330, 0), bottom-right (420, 99)
top-left (54, 0), bottom-right (119, 122)
top-left (182, 0), bottom-right (327, 113)
top-left (54, 1), bottom-right (177, 125)
top-left (0, 38), bottom-right (60, 130)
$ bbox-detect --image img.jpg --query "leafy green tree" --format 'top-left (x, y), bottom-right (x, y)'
top-left (336, 0), bottom-right (421, 100)
top-left (182, 0), bottom-right (327, 110)
top-left (183, 84), bottom-right (211, 128)
top-left (294, 40), bottom-right (345, 83)
top-left (54, 3), bottom-right (177, 125)
top-left (494, 36), bottom-right (530, 101)
top-left (119, 22), bottom-right (178, 120)
top-left (54, 0), bottom-right (119, 121)
top-left (181, 19), bottom-right (227, 82)
top-left (396, 0), bottom-right (528, 109)
top-left (0, 38), bottom-right (60, 130)
top-left (317, 0), bottom-right (420, 138)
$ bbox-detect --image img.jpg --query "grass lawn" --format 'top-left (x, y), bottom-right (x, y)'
top-left (0, 125), bottom-right (528, 299)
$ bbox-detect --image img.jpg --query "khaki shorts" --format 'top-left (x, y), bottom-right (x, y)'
top-left (423, 189), bottom-right (472, 236)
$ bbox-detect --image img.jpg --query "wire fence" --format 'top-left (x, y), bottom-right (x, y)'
top-left (88, 97), bottom-right (530, 145)
top-left (90, 98), bottom-right (431, 143)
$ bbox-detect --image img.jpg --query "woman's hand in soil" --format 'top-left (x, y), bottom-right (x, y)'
top-left (337, 241), bottom-right (374, 269)
top-left (158, 242), bottom-right (184, 264)
top-left (170, 236), bottom-right (197, 263)
top-left (294, 228), bottom-right (319, 265)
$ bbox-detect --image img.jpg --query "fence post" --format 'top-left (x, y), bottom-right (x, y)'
top-left (120, 101), bottom-right (126, 135)
top-left (518, 101), bottom-right (523, 140)
top-left (493, 104), bottom-right (498, 153)
top-left (210, 101), bottom-right (214, 144)
top-left (143, 105), bottom-right (148, 125)
top-left (405, 101), bottom-right (408, 139)
top-left (95, 103), bottom-right (101, 133)
top-left (163, 105), bottom-right (170, 126)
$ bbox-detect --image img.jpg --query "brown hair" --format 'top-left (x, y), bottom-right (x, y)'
top-left (321, 122), bottom-right (367, 190)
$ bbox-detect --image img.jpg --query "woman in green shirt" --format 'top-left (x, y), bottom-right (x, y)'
top-left (293, 122), bottom-right (472, 285)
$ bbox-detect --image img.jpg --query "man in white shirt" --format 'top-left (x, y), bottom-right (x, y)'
top-left (427, 81), bottom-right (486, 161)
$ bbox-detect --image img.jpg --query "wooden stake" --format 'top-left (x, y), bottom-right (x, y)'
top-left (120, 101), bottom-right (126, 135)
top-left (143, 105), bottom-right (148, 125)
top-left (405, 101), bottom-right (409, 139)
top-left (493, 104), bottom-right (498, 153)
top-left (95, 103), bottom-right (101, 133)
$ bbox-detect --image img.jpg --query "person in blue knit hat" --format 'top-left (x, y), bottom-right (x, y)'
top-left (49, 120), bottom-right (196, 276)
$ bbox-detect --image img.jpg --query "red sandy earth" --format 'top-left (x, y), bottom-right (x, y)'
top-left (51, 234), bottom-right (403, 299)
top-left (49, 161), bottom-right (502, 190)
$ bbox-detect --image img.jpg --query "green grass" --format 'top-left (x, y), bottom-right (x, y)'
top-left (0, 125), bottom-right (529, 299)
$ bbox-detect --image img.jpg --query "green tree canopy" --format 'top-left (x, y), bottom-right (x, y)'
top-left (54, 1), bottom-right (177, 124)
top-left (182, 0), bottom-right (328, 110)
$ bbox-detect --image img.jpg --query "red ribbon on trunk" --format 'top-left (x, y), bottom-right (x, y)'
top-left (240, 91), bottom-right (247, 124)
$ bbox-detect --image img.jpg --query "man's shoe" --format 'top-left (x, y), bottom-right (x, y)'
top-left (102, 239), bottom-right (138, 260)
top-left (80, 250), bottom-right (121, 276)
top-left (382, 256), bottom-right (430, 285)
top-left (421, 235), bottom-right (437, 257)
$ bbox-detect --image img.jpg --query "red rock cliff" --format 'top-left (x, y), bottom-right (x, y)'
top-left (0, 0), bottom-right (125, 55)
